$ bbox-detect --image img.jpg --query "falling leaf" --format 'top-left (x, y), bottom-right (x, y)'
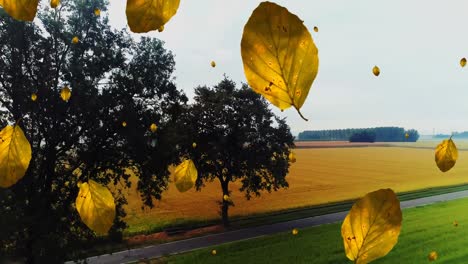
top-left (289, 151), bottom-right (296, 163)
top-left (0, 124), bottom-right (32, 188)
top-left (454, 220), bottom-right (459, 227)
top-left (0, 0), bottom-right (39, 21)
top-left (122, 121), bottom-right (127, 127)
top-left (314, 26), bottom-right (319, 32)
top-left (76, 180), bottom-right (116, 235)
top-left (31, 93), bottom-right (37, 102)
top-left (292, 228), bottom-right (299, 235)
top-left (173, 159), bottom-right (198, 192)
top-left (211, 61), bottom-right (216, 68)
top-left (461, 58), bottom-right (466, 68)
top-left (428, 251), bottom-right (438, 261)
top-left (341, 188), bottom-right (402, 264)
top-left (150, 123), bottom-right (158, 132)
top-left (211, 249), bottom-right (217, 255)
top-left (435, 138), bottom-right (458, 172)
top-left (405, 133), bottom-right (409, 139)
top-left (373, 66), bottom-right (380, 76)
top-left (192, 142), bottom-right (197, 148)
top-left (60, 86), bottom-right (71, 101)
top-left (126, 0), bottom-right (180, 33)
top-left (241, 2), bottom-right (319, 121)
top-left (50, 0), bottom-right (60, 8)
top-left (94, 8), bottom-right (101, 16)
top-left (72, 36), bottom-right (79, 44)
top-left (223, 194), bottom-right (231, 202)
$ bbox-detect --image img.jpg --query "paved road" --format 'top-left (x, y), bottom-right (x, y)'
top-left (72, 190), bottom-right (468, 264)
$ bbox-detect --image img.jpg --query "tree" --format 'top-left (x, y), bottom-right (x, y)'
top-left (0, 0), bottom-right (186, 262)
top-left (405, 129), bottom-right (420, 142)
top-left (349, 130), bottom-right (376, 142)
top-left (180, 78), bottom-right (295, 227)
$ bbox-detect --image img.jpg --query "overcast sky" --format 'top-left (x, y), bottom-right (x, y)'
top-left (108, 1), bottom-right (468, 136)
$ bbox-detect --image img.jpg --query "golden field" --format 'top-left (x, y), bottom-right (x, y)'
top-left (123, 146), bottom-right (468, 232)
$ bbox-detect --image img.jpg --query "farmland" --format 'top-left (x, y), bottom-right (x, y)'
top-left (124, 144), bottom-right (468, 233)
top-left (164, 197), bottom-right (468, 264)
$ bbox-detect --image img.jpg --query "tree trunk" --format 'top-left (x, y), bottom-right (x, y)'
top-left (220, 179), bottom-right (230, 227)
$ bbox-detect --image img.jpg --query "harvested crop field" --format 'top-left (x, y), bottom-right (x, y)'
top-left (124, 146), bottom-right (468, 233)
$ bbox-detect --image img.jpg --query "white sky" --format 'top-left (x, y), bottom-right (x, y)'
top-left (108, 1), bottom-right (468, 136)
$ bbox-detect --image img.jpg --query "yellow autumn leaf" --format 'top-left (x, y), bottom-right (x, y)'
top-left (192, 142), bottom-right (197, 148)
top-left (0, 125), bottom-right (32, 188)
top-left (72, 36), bottom-right (79, 44)
top-left (313, 26), bottom-right (319, 32)
top-left (150, 123), bottom-right (157, 132)
top-left (173, 159), bottom-right (198, 192)
top-left (223, 194), bottom-right (231, 202)
top-left (454, 220), bottom-right (459, 227)
top-left (94, 8), bottom-right (101, 16)
top-left (341, 188), bottom-right (402, 264)
top-left (76, 180), bottom-right (116, 235)
top-left (50, 0), bottom-right (60, 8)
top-left (60, 86), bottom-right (71, 101)
top-left (405, 133), bottom-right (409, 139)
top-left (292, 228), bottom-right (299, 235)
top-left (126, 0), bottom-right (180, 33)
top-left (289, 151), bottom-right (296, 163)
top-left (31, 93), bottom-right (37, 102)
top-left (0, 0), bottom-right (39, 21)
top-left (241, 2), bottom-right (319, 121)
top-left (211, 249), bottom-right (217, 255)
top-left (122, 121), bottom-right (127, 127)
top-left (211, 61), bottom-right (216, 68)
top-left (435, 138), bottom-right (458, 172)
top-left (460, 58), bottom-right (466, 68)
top-left (428, 251), bottom-right (438, 261)
top-left (373, 65), bottom-right (380, 76)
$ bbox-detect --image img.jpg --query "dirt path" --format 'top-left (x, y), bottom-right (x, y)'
top-left (71, 190), bottom-right (468, 264)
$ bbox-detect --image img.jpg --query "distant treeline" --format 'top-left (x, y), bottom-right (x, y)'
top-left (298, 127), bottom-right (420, 142)
top-left (434, 132), bottom-right (468, 139)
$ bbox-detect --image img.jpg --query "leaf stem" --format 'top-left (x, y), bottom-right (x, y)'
top-left (296, 108), bottom-right (308, 121)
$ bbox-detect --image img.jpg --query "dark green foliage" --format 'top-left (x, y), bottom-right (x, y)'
top-left (298, 127), bottom-right (419, 142)
top-left (179, 77), bottom-right (295, 227)
top-left (0, 0), bottom-right (186, 262)
top-left (349, 130), bottom-right (376, 142)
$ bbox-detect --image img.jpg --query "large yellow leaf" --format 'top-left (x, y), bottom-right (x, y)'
top-left (341, 188), bottom-right (402, 264)
top-left (0, 0), bottom-right (39, 21)
top-left (126, 0), bottom-right (180, 33)
top-left (0, 125), bottom-right (32, 188)
top-left (241, 2), bottom-right (319, 121)
top-left (76, 180), bottom-right (116, 235)
top-left (173, 159), bottom-right (198, 192)
top-left (435, 138), bottom-right (458, 172)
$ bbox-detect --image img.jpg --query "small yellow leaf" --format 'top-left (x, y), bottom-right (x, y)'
top-left (173, 159), bottom-right (198, 192)
top-left (292, 228), bottom-right (299, 235)
top-left (211, 249), bottom-right (217, 255)
top-left (223, 194), bottom-right (231, 202)
top-left (241, 2), bottom-right (319, 121)
top-left (60, 86), bottom-right (71, 101)
top-left (72, 36), bottom-right (79, 44)
top-left (126, 0), bottom-right (180, 33)
top-left (428, 251), bottom-right (438, 261)
top-left (94, 8), bottom-right (101, 16)
top-left (454, 220), bottom-right (459, 227)
top-left (405, 133), bottom-right (409, 139)
top-left (289, 151), bottom-right (296, 163)
top-left (435, 138), bottom-right (458, 172)
top-left (0, 0), bottom-right (39, 21)
top-left (0, 125), bottom-right (32, 188)
top-left (50, 0), bottom-right (60, 8)
top-left (341, 188), bottom-right (402, 264)
top-left (373, 66), bottom-right (380, 76)
top-left (192, 142), bottom-right (197, 148)
top-left (76, 180), bottom-right (116, 235)
top-left (158, 25), bottom-right (164, 32)
top-left (150, 123), bottom-right (158, 132)
top-left (122, 121), bottom-right (127, 127)
top-left (31, 93), bottom-right (37, 102)
top-left (211, 61), bottom-right (216, 68)
top-left (313, 26), bottom-right (319, 32)
top-left (460, 58), bottom-right (466, 67)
